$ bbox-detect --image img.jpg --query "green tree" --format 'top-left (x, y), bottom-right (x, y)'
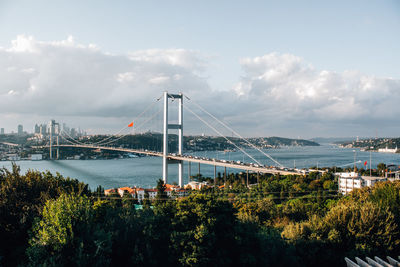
top-left (27, 194), bottom-right (112, 266)
top-left (282, 200), bottom-right (399, 266)
top-left (170, 194), bottom-right (238, 266)
top-left (0, 165), bottom-right (89, 266)
top-left (377, 163), bottom-right (386, 177)
top-left (156, 178), bottom-right (167, 202)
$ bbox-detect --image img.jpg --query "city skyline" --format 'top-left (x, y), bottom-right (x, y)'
top-left (0, 121), bottom-right (84, 136)
top-left (0, 1), bottom-right (399, 138)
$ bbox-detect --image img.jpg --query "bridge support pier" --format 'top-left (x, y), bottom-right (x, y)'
top-left (48, 120), bottom-right (60, 160)
top-left (49, 134), bottom-right (52, 160)
top-left (178, 93), bottom-right (183, 187)
top-left (56, 136), bottom-right (59, 160)
top-left (163, 92), bottom-right (168, 184)
top-left (163, 91), bottom-right (184, 187)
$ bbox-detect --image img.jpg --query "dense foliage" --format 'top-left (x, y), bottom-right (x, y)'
top-left (0, 164), bottom-right (90, 266)
top-left (1, 166), bottom-right (399, 266)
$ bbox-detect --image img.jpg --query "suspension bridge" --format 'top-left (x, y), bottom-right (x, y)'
top-left (38, 91), bottom-right (300, 187)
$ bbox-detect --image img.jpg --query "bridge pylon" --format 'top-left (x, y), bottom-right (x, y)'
top-left (48, 119), bottom-right (60, 160)
top-left (163, 91), bottom-right (184, 187)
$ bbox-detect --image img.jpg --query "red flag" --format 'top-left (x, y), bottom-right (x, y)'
top-left (364, 160), bottom-right (367, 166)
top-left (128, 122), bottom-right (134, 127)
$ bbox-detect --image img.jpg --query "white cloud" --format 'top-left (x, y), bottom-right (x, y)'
top-left (148, 75), bottom-right (170, 84)
top-left (128, 49), bottom-right (206, 72)
top-left (234, 53), bottom-right (400, 136)
top-left (0, 36), bottom-right (399, 137)
top-left (0, 35), bottom-right (209, 120)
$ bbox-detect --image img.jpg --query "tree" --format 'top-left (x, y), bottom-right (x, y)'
top-left (156, 178), bottom-right (167, 203)
top-left (27, 194), bottom-right (112, 266)
top-left (377, 163), bottom-right (386, 177)
top-left (94, 185), bottom-right (105, 198)
top-left (282, 200), bottom-right (399, 266)
top-left (0, 165), bottom-right (90, 266)
top-left (169, 194), bottom-right (238, 266)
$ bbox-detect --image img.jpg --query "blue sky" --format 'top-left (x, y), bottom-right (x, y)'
top-left (0, 0), bottom-right (399, 137)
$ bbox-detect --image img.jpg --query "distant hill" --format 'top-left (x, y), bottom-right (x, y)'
top-left (337, 137), bottom-right (400, 151)
top-left (310, 137), bottom-right (355, 144)
top-left (182, 135), bottom-right (319, 151)
top-left (247, 136), bottom-right (319, 148)
top-left (77, 133), bottom-right (320, 152)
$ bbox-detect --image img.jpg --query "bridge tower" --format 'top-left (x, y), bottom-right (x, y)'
top-left (163, 91), bottom-right (184, 187)
top-left (48, 120), bottom-right (60, 160)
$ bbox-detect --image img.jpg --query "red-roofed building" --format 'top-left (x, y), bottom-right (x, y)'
top-left (104, 188), bottom-right (116, 196)
top-left (118, 187), bottom-right (136, 197)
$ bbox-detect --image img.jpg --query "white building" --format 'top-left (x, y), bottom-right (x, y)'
top-left (184, 181), bottom-right (208, 190)
top-left (136, 188), bottom-right (158, 201)
top-left (338, 172), bottom-right (387, 195)
top-left (7, 154), bottom-right (20, 161)
top-left (378, 146), bottom-right (398, 153)
top-left (106, 185), bottom-right (189, 203)
top-left (361, 176), bottom-right (387, 187)
top-left (117, 187), bottom-right (136, 197)
top-left (30, 154), bottom-right (43, 161)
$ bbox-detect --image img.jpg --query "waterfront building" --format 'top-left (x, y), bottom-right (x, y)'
top-left (30, 154), bottom-right (43, 161)
top-left (137, 188), bottom-right (158, 200)
top-left (111, 185), bottom-right (188, 202)
top-left (104, 188), bottom-right (116, 196)
top-left (118, 187), bottom-right (136, 197)
top-left (338, 172), bottom-right (362, 195)
top-left (338, 172), bottom-right (387, 195)
top-left (184, 181), bottom-right (208, 190)
top-left (0, 128), bottom-right (4, 134)
top-left (378, 146), bottom-right (398, 153)
top-left (7, 154), bottom-right (21, 161)
top-left (387, 164), bottom-right (400, 180)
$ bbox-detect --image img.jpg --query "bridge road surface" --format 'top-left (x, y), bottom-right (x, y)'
top-left (37, 144), bottom-right (300, 176)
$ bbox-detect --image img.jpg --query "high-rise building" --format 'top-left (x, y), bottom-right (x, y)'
top-left (34, 124), bottom-right (40, 134)
top-left (55, 123), bottom-right (60, 135)
top-left (48, 120), bottom-right (55, 136)
top-left (62, 123), bottom-right (71, 135)
top-left (70, 128), bottom-right (76, 138)
top-left (0, 128), bottom-right (4, 135)
top-left (17, 124), bottom-right (23, 135)
top-left (40, 124), bottom-right (47, 135)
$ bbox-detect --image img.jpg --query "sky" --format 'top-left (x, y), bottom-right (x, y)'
top-left (0, 0), bottom-right (399, 138)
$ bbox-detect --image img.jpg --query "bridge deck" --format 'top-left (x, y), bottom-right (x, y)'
top-left (39, 144), bottom-right (299, 175)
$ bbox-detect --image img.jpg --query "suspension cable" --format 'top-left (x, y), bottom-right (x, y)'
top-left (58, 95), bottom-right (163, 147)
top-left (59, 132), bottom-right (81, 145)
top-left (185, 94), bottom-right (284, 167)
top-left (94, 109), bottom-right (163, 147)
top-left (60, 130), bottom-right (85, 145)
top-left (89, 97), bottom-right (162, 146)
top-left (184, 105), bottom-right (262, 166)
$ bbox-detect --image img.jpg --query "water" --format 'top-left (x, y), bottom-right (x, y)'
top-left (1, 144), bottom-right (400, 190)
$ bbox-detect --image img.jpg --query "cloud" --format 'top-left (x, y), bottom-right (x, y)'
top-left (0, 35), bottom-right (209, 120)
top-left (233, 53), bottom-right (400, 136)
top-left (0, 36), bottom-right (399, 137)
